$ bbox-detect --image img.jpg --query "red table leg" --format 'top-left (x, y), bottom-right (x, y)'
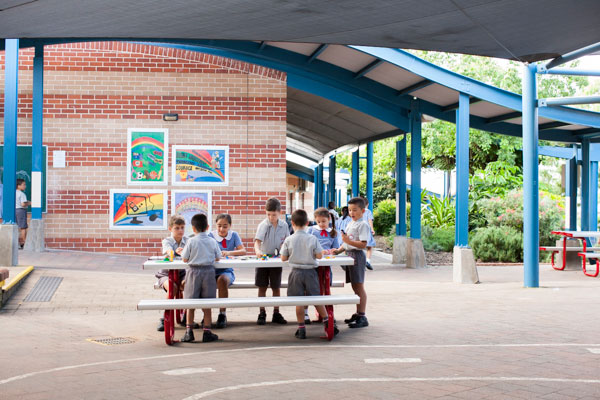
top-left (164, 269), bottom-right (178, 345)
top-left (318, 266), bottom-right (335, 341)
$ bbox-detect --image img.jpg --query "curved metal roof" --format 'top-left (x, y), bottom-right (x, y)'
top-left (4, 39), bottom-right (600, 160)
top-left (1, 0), bottom-right (600, 62)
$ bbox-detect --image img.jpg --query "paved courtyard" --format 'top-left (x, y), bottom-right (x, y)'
top-left (1, 249), bottom-right (599, 399)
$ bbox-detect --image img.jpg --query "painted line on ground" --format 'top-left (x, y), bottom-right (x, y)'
top-left (364, 358), bottom-right (421, 364)
top-left (182, 376), bottom-right (600, 399)
top-left (2, 343), bottom-right (600, 386)
top-left (163, 368), bottom-right (215, 376)
top-left (588, 348), bottom-right (600, 354)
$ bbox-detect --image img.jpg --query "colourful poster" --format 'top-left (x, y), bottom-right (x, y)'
top-left (171, 190), bottom-right (212, 236)
top-left (127, 128), bottom-right (168, 185)
top-left (172, 145), bottom-right (229, 186)
top-left (109, 189), bottom-right (167, 230)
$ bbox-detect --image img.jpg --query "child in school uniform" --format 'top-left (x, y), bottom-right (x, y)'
top-left (362, 197), bottom-right (376, 270)
top-left (254, 197), bottom-right (289, 325)
top-left (156, 215), bottom-right (195, 332)
top-left (209, 213), bottom-right (246, 329)
top-left (304, 207), bottom-right (340, 324)
top-left (181, 213), bottom-right (221, 343)
top-left (281, 209), bottom-right (335, 339)
top-left (333, 197), bottom-right (370, 328)
top-left (336, 206), bottom-right (351, 233)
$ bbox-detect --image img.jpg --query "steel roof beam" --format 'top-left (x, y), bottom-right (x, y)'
top-left (441, 97), bottom-right (481, 112)
top-left (396, 79), bottom-right (433, 96)
top-left (539, 121), bottom-right (569, 130)
top-left (354, 59), bottom-right (384, 80)
top-left (485, 111), bottom-right (521, 124)
top-left (545, 42), bottom-right (600, 71)
top-left (307, 44), bottom-right (328, 63)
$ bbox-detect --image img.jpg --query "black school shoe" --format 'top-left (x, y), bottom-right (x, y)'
top-left (272, 312), bottom-right (287, 324)
top-left (157, 318), bottom-right (164, 332)
top-left (348, 315), bottom-right (369, 328)
top-left (216, 313), bottom-right (227, 329)
top-left (257, 311), bottom-right (267, 325)
top-left (181, 330), bottom-right (195, 342)
top-left (324, 319), bottom-right (340, 336)
top-left (202, 330), bottom-right (219, 343)
top-left (304, 317), bottom-right (312, 325)
top-left (344, 313), bottom-right (359, 324)
top-left (295, 328), bottom-right (307, 339)
top-left (366, 261), bottom-right (373, 270)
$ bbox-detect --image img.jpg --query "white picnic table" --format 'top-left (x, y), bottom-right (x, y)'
top-left (142, 255), bottom-right (355, 270)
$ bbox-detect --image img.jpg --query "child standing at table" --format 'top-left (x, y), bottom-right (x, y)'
top-left (155, 215), bottom-right (191, 332)
top-left (209, 213), bottom-right (246, 329)
top-left (281, 209), bottom-right (334, 339)
top-left (333, 197), bottom-right (370, 328)
top-left (305, 207), bottom-right (340, 324)
top-left (181, 213), bottom-right (221, 343)
top-left (16, 179), bottom-right (31, 249)
top-left (254, 197), bottom-right (289, 325)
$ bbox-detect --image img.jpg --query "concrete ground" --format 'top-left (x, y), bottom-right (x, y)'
top-left (1, 249), bottom-right (599, 400)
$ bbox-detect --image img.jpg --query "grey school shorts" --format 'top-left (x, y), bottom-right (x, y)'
top-left (287, 268), bottom-right (320, 297)
top-left (16, 208), bottom-right (28, 229)
top-left (183, 266), bottom-right (216, 299)
top-left (344, 250), bottom-right (366, 284)
top-left (255, 267), bottom-right (282, 289)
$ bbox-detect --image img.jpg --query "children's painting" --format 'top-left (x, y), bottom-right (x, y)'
top-left (109, 189), bottom-right (167, 230)
top-left (172, 146), bottom-right (229, 186)
top-left (171, 190), bottom-right (212, 236)
top-left (127, 128), bottom-right (168, 185)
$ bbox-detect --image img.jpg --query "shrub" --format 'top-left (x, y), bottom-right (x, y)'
top-left (373, 199), bottom-right (396, 235)
top-left (422, 193), bottom-right (455, 229)
top-left (422, 225), bottom-right (455, 252)
top-left (471, 226), bottom-right (523, 262)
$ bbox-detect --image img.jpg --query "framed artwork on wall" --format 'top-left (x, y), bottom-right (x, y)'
top-left (109, 189), bottom-right (167, 230)
top-left (171, 190), bottom-right (212, 237)
top-left (172, 145), bottom-right (229, 186)
top-left (127, 128), bottom-right (168, 185)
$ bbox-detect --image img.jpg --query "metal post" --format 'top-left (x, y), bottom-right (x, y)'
top-left (581, 139), bottom-right (590, 232)
top-left (2, 39), bottom-right (20, 225)
top-left (352, 149), bottom-right (360, 198)
top-left (31, 45), bottom-right (44, 220)
top-left (455, 93), bottom-right (470, 247)
top-left (318, 162), bottom-right (325, 208)
top-left (410, 103), bottom-right (422, 239)
top-left (366, 142), bottom-right (374, 211)
top-left (396, 137), bottom-right (407, 236)
top-left (591, 161), bottom-right (598, 232)
top-left (522, 63), bottom-right (539, 288)
top-left (313, 166), bottom-right (319, 211)
top-left (566, 155), bottom-right (578, 231)
top-left (328, 155), bottom-right (336, 206)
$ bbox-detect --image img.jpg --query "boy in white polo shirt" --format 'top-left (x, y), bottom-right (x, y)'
top-left (254, 197), bottom-right (289, 325)
top-left (15, 179), bottom-right (31, 249)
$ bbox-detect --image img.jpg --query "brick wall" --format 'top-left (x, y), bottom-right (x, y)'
top-left (0, 42), bottom-right (287, 255)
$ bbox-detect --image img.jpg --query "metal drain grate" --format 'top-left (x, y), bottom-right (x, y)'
top-left (23, 276), bottom-right (63, 302)
top-left (87, 337), bottom-right (137, 346)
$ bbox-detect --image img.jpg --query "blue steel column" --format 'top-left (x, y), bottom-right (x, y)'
top-left (410, 103), bottom-right (422, 239)
top-left (396, 138), bottom-right (407, 236)
top-left (2, 39), bottom-right (20, 225)
top-left (566, 155), bottom-right (578, 231)
top-left (455, 93), bottom-right (470, 247)
top-left (313, 166), bottom-right (319, 210)
top-left (366, 142), bottom-right (374, 211)
top-left (581, 139), bottom-right (590, 231)
top-left (522, 64), bottom-right (539, 288)
top-left (318, 162), bottom-right (325, 208)
top-left (591, 161), bottom-right (598, 232)
top-left (31, 45), bottom-right (44, 220)
top-left (352, 149), bottom-right (360, 198)
top-left (328, 155), bottom-right (336, 205)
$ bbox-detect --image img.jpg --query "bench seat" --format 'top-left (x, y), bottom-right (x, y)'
top-left (539, 246), bottom-right (600, 251)
top-left (138, 294), bottom-right (359, 310)
top-left (153, 280), bottom-right (344, 290)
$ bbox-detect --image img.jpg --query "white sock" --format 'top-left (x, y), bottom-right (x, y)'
top-left (367, 258), bottom-right (371, 263)
top-left (220, 311), bottom-right (226, 315)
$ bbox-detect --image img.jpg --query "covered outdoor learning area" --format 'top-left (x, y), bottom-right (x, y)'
top-left (2, 1), bottom-right (600, 290)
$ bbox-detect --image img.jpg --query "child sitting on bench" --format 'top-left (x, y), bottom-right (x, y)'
top-left (209, 213), bottom-right (246, 329)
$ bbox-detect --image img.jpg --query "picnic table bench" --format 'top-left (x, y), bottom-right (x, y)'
top-left (141, 255), bottom-right (356, 344)
top-left (545, 231), bottom-right (600, 277)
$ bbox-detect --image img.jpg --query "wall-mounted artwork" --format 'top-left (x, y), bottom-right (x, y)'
top-left (171, 190), bottom-right (212, 236)
top-left (172, 145), bottom-right (229, 186)
top-left (109, 189), bottom-right (167, 230)
top-left (127, 128), bottom-right (168, 185)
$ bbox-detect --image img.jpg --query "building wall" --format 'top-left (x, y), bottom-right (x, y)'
top-left (0, 42), bottom-right (287, 255)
